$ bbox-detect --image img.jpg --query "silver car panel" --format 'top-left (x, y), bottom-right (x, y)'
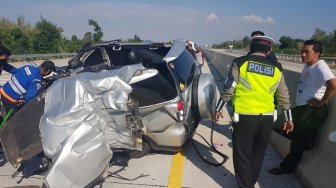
top-left (141, 109), bottom-right (177, 133)
top-left (146, 122), bottom-right (186, 147)
top-left (40, 64), bottom-right (150, 187)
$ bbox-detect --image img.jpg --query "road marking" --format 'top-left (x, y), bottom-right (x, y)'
top-left (167, 151), bottom-right (185, 188)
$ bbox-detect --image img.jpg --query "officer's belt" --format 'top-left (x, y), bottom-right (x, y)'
top-left (239, 112), bottom-right (273, 116)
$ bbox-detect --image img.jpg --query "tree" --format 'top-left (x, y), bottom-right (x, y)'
top-left (0, 18), bottom-right (15, 48)
top-left (10, 27), bottom-right (30, 54)
top-left (83, 32), bottom-right (93, 44)
top-left (312, 28), bottom-right (327, 42)
top-left (88, 19), bottom-right (103, 43)
top-left (67, 35), bottom-right (84, 52)
top-left (279, 36), bottom-right (295, 49)
top-left (324, 29), bottom-right (336, 56)
top-left (0, 31), bottom-right (12, 49)
top-left (125, 34), bottom-right (143, 43)
top-left (242, 36), bottom-right (250, 49)
top-left (32, 17), bottom-right (63, 53)
top-left (17, 15), bottom-right (25, 28)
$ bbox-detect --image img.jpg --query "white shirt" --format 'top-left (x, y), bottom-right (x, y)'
top-left (296, 59), bottom-right (335, 106)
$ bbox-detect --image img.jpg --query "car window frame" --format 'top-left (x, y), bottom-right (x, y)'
top-left (169, 49), bottom-right (197, 90)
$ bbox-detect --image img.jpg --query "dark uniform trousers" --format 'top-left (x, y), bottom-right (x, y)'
top-left (232, 114), bottom-right (273, 188)
top-left (0, 94), bottom-right (22, 124)
top-left (280, 104), bottom-right (328, 172)
top-left (1, 95), bottom-right (21, 114)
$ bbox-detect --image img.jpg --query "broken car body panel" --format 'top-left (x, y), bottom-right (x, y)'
top-left (41, 64), bottom-right (147, 188)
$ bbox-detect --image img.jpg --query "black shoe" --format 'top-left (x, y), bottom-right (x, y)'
top-left (269, 167), bottom-right (292, 175)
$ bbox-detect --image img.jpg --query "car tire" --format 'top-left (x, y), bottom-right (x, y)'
top-left (129, 142), bottom-right (151, 159)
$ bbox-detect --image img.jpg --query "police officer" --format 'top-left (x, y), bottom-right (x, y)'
top-left (0, 60), bottom-right (56, 114)
top-left (213, 35), bottom-right (293, 188)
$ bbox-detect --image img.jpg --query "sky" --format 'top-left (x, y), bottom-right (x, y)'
top-left (2, 0), bottom-right (336, 45)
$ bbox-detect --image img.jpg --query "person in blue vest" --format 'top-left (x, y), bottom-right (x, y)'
top-left (0, 45), bottom-right (17, 76)
top-left (0, 60), bottom-right (56, 115)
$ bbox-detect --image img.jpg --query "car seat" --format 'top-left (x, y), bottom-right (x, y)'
top-left (128, 50), bottom-right (141, 65)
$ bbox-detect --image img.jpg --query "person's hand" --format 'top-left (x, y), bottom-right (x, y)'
top-left (213, 111), bottom-right (223, 122)
top-left (17, 100), bottom-right (25, 105)
top-left (282, 121), bottom-right (294, 134)
top-left (307, 98), bottom-right (322, 107)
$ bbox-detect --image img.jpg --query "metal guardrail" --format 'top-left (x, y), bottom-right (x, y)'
top-left (215, 49), bottom-right (336, 68)
top-left (276, 54), bottom-right (336, 67)
top-left (9, 53), bottom-right (77, 62)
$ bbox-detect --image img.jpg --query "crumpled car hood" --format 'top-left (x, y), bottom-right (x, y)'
top-left (40, 64), bottom-right (147, 188)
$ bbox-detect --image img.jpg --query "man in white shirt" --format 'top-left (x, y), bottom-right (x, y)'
top-left (269, 39), bottom-right (336, 175)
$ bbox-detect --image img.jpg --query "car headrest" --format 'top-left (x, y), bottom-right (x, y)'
top-left (128, 50), bottom-right (140, 63)
top-left (68, 58), bottom-right (83, 69)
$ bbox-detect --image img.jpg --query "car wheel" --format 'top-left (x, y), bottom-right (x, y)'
top-left (129, 142), bottom-right (151, 159)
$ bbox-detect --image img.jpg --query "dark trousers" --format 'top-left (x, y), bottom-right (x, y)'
top-left (0, 95), bottom-right (21, 122)
top-left (1, 96), bottom-right (18, 112)
top-left (280, 104), bottom-right (328, 172)
top-left (232, 114), bottom-right (273, 188)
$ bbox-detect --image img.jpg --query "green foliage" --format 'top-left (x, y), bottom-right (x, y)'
top-left (0, 17), bottom-right (92, 54)
top-left (32, 16), bottom-right (63, 53)
top-left (0, 16), bottom-right (147, 54)
top-left (123, 34), bottom-right (143, 43)
top-left (242, 36), bottom-right (250, 48)
top-left (10, 28), bottom-right (30, 54)
top-left (212, 38), bottom-right (249, 50)
top-left (67, 35), bottom-right (85, 53)
top-left (279, 36), bottom-right (294, 49)
top-left (83, 32), bottom-right (93, 44)
top-left (88, 19), bottom-right (103, 43)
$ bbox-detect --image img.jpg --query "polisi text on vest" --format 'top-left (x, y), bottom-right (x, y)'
top-left (247, 62), bottom-right (275, 77)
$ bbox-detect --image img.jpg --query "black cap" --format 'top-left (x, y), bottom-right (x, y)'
top-left (0, 45), bottom-right (11, 57)
top-left (40, 60), bottom-right (56, 72)
top-left (250, 31), bottom-right (265, 37)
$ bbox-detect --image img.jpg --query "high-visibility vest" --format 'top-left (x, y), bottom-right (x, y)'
top-left (233, 56), bottom-right (282, 114)
top-left (1, 65), bottom-right (42, 102)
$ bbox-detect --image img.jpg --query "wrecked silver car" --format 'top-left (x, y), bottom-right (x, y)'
top-left (0, 39), bottom-right (218, 187)
top-left (41, 64), bottom-right (147, 187)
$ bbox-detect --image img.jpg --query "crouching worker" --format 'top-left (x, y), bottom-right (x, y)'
top-left (0, 60), bottom-right (56, 120)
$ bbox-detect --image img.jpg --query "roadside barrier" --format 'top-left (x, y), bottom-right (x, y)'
top-left (9, 53), bottom-right (77, 62)
top-left (218, 49), bottom-right (336, 69)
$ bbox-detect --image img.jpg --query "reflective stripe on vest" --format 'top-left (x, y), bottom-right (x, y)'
top-left (233, 60), bottom-right (281, 114)
top-left (9, 75), bottom-right (26, 96)
top-left (0, 87), bottom-right (18, 103)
